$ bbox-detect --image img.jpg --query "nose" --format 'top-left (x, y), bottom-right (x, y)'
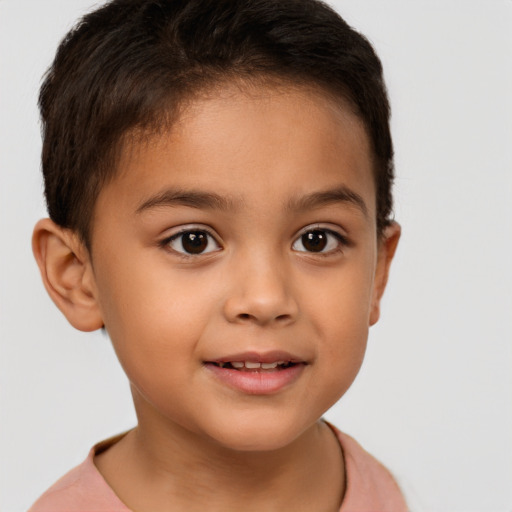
top-left (222, 252), bottom-right (299, 327)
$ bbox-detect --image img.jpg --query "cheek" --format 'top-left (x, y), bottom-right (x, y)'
top-left (93, 261), bottom-right (214, 388)
top-left (301, 260), bottom-right (374, 384)
top-left (305, 258), bottom-right (375, 334)
top-left (97, 251), bottom-right (210, 332)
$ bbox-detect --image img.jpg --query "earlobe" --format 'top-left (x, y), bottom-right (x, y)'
top-left (32, 218), bottom-right (104, 332)
top-left (369, 221), bottom-right (401, 326)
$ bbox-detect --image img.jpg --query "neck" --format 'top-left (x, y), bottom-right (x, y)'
top-left (95, 415), bottom-right (344, 512)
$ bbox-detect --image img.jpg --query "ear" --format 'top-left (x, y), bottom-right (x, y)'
top-left (369, 221), bottom-right (401, 326)
top-left (32, 218), bottom-right (104, 332)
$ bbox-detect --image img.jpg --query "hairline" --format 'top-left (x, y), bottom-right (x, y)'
top-left (85, 75), bottom-right (377, 247)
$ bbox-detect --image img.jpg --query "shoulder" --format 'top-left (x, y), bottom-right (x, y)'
top-left (28, 436), bottom-right (129, 512)
top-left (329, 425), bottom-right (409, 512)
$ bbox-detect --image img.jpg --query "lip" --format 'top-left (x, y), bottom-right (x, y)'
top-left (204, 350), bottom-right (307, 395)
top-left (211, 350), bottom-right (305, 365)
top-left (205, 362), bottom-right (305, 395)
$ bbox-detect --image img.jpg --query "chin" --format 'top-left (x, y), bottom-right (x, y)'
top-left (204, 414), bottom-right (311, 453)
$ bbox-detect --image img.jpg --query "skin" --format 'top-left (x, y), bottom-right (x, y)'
top-left (33, 84), bottom-right (400, 511)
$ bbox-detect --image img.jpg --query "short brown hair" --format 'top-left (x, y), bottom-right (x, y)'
top-left (39, 0), bottom-right (394, 247)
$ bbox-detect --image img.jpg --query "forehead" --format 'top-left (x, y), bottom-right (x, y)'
top-left (97, 84), bottom-right (375, 223)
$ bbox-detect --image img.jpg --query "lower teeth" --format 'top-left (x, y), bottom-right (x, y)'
top-left (214, 362), bottom-right (294, 370)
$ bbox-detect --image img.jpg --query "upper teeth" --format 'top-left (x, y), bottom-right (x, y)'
top-left (220, 361), bottom-right (286, 369)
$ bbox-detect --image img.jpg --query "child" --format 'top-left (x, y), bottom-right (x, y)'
top-left (29, 0), bottom-right (404, 510)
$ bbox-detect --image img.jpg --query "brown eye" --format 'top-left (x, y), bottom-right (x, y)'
top-left (167, 230), bottom-right (220, 255)
top-left (292, 228), bottom-right (345, 254)
top-left (181, 231), bottom-right (208, 253)
top-left (301, 230), bottom-right (327, 252)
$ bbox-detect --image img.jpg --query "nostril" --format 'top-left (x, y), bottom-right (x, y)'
top-left (227, 297), bottom-right (299, 325)
top-left (236, 312), bottom-right (292, 323)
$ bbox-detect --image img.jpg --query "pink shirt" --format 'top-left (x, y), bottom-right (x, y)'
top-left (29, 426), bottom-right (408, 511)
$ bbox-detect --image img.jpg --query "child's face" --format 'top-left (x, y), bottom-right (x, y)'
top-left (87, 84), bottom-right (397, 451)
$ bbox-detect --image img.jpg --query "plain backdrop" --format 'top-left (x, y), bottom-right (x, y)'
top-left (1, 1), bottom-right (511, 511)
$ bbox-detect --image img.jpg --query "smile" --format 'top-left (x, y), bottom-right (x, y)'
top-left (212, 361), bottom-right (296, 371)
top-left (204, 352), bottom-right (306, 394)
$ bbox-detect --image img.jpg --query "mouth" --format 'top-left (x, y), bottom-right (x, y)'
top-left (204, 352), bottom-right (307, 394)
top-left (209, 360), bottom-right (298, 371)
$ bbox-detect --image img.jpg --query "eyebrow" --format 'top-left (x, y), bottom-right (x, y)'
top-left (135, 184), bottom-right (368, 217)
top-left (286, 185), bottom-right (369, 217)
top-left (135, 188), bottom-right (239, 214)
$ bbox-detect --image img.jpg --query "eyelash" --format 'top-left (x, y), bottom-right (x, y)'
top-left (159, 227), bottom-right (221, 258)
top-left (292, 227), bottom-right (350, 255)
top-left (159, 225), bottom-right (350, 257)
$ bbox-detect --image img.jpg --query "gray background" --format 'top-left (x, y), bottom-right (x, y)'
top-left (1, 1), bottom-right (511, 510)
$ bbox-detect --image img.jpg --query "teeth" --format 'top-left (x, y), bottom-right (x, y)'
top-left (216, 360), bottom-right (291, 369)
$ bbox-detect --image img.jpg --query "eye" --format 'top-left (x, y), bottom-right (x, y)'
top-left (165, 229), bottom-right (221, 255)
top-left (292, 228), bottom-right (346, 254)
